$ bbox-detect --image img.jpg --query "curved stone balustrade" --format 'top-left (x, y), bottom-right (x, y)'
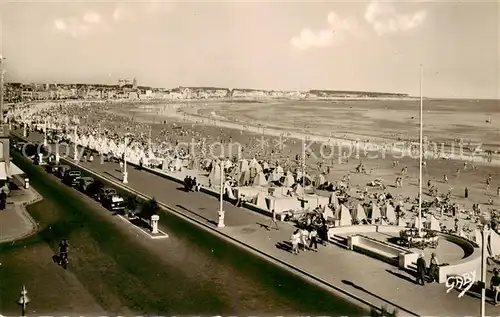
top-left (329, 225), bottom-right (481, 284)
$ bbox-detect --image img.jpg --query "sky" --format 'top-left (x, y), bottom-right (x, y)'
top-left (0, 0), bottom-right (498, 99)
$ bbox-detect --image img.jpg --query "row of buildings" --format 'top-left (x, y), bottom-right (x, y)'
top-left (3, 82), bottom-right (409, 102)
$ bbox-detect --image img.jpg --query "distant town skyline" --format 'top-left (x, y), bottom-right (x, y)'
top-left (1, 1), bottom-right (498, 99)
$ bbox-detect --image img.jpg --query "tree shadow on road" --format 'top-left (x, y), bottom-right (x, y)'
top-left (385, 269), bottom-right (416, 284)
top-left (175, 204), bottom-right (217, 226)
top-left (341, 279), bottom-right (413, 315)
top-left (104, 171), bottom-right (122, 182)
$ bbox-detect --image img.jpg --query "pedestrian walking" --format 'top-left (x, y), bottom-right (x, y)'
top-left (491, 269), bottom-right (500, 306)
top-left (291, 230), bottom-right (300, 255)
top-left (0, 189), bottom-right (6, 210)
top-left (267, 209), bottom-right (279, 230)
top-left (300, 228), bottom-right (309, 251)
top-left (416, 254), bottom-right (427, 285)
top-left (308, 228), bottom-right (318, 251)
top-left (465, 187), bottom-right (468, 198)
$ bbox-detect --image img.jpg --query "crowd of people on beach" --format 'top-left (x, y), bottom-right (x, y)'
top-left (7, 101), bottom-right (500, 254)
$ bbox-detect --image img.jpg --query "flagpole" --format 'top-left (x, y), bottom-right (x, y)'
top-left (418, 65), bottom-right (423, 237)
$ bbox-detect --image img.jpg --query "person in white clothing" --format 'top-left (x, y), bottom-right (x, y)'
top-left (300, 229), bottom-right (309, 251)
top-left (291, 230), bottom-right (300, 255)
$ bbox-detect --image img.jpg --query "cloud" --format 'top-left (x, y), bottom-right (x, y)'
top-left (111, 2), bottom-right (172, 23)
top-left (54, 19), bottom-right (67, 31)
top-left (364, 0), bottom-right (427, 36)
top-left (83, 11), bottom-right (101, 24)
top-left (53, 11), bottom-right (101, 37)
top-left (291, 11), bottom-right (360, 50)
top-left (112, 8), bottom-right (122, 21)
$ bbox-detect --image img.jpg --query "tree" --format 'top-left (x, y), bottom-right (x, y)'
top-left (124, 195), bottom-right (139, 218)
top-left (139, 197), bottom-right (160, 221)
top-left (370, 306), bottom-right (398, 317)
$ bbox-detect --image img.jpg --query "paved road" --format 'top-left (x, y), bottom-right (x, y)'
top-left (0, 184), bottom-right (39, 243)
top-left (15, 130), bottom-right (500, 316)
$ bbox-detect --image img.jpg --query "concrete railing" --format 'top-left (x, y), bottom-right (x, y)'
top-left (329, 225), bottom-right (482, 283)
top-left (348, 234), bottom-right (417, 269)
top-left (437, 233), bottom-right (481, 284)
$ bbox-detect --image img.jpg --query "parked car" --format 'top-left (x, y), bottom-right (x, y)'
top-left (103, 194), bottom-right (125, 212)
top-left (45, 161), bottom-right (60, 174)
top-left (98, 187), bottom-right (117, 202)
top-left (77, 177), bottom-right (95, 192)
top-left (15, 142), bottom-right (26, 152)
top-left (58, 165), bottom-right (71, 178)
top-left (63, 170), bottom-right (81, 186)
top-left (87, 180), bottom-right (104, 199)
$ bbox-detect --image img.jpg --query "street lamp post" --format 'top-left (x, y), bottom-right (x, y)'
top-left (43, 119), bottom-right (48, 147)
top-left (123, 137), bottom-right (128, 184)
top-left (217, 159), bottom-right (225, 228)
top-left (17, 285), bottom-right (30, 317)
top-left (0, 55), bottom-right (5, 124)
top-left (73, 126), bottom-right (78, 161)
top-left (480, 212), bottom-right (491, 317)
top-left (418, 65), bottom-right (424, 237)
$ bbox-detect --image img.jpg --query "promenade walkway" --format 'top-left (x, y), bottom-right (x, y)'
top-left (17, 131), bottom-right (500, 316)
top-left (0, 180), bottom-right (40, 244)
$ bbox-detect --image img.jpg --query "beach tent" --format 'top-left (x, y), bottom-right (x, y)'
top-left (283, 172), bottom-right (295, 187)
top-left (339, 205), bottom-right (352, 226)
top-left (371, 203), bottom-right (382, 223)
top-left (250, 158), bottom-right (263, 172)
top-left (314, 174), bottom-right (326, 187)
top-left (356, 204), bottom-right (367, 222)
top-left (475, 229), bottom-right (482, 247)
top-left (304, 194), bottom-right (327, 210)
top-left (414, 216), bottom-right (424, 230)
top-left (253, 191), bottom-right (268, 210)
top-left (162, 158), bottom-right (169, 170)
top-left (239, 170), bottom-right (251, 186)
top-left (263, 161), bottom-right (270, 170)
top-left (275, 165), bottom-right (284, 178)
top-left (209, 163), bottom-right (221, 184)
top-left (266, 197), bottom-right (276, 212)
top-left (233, 187), bottom-right (261, 199)
top-left (323, 205), bottom-right (335, 220)
top-left (253, 171), bottom-right (268, 186)
top-left (397, 218), bottom-right (407, 227)
top-left (266, 196), bottom-right (301, 213)
top-left (174, 158), bottom-right (183, 171)
top-left (329, 192), bottom-right (339, 208)
top-left (270, 169), bottom-right (281, 182)
top-left (488, 230), bottom-right (500, 257)
top-left (428, 215), bottom-right (441, 231)
top-left (294, 184), bottom-right (305, 197)
top-left (225, 185), bottom-right (236, 200)
top-left (240, 159), bottom-right (249, 173)
top-left (385, 203), bottom-right (397, 223)
top-left (229, 165), bottom-right (240, 178)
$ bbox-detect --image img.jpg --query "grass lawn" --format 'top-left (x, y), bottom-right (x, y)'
top-left (0, 150), bottom-right (367, 316)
